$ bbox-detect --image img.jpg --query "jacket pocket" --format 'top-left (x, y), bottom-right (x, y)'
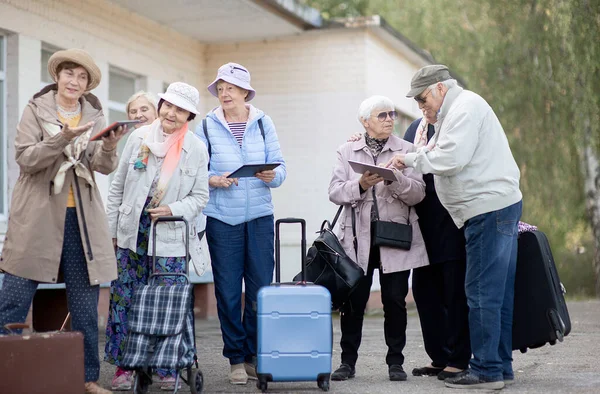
top-left (157, 221), bottom-right (185, 244)
top-left (179, 166), bottom-right (198, 197)
top-left (117, 204), bottom-right (133, 232)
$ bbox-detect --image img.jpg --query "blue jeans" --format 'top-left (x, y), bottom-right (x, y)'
top-left (206, 215), bottom-right (275, 365)
top-left (464, 201), bottom-right (522, 381)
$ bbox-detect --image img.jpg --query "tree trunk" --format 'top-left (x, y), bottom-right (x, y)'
top-left (582, 118), bottom-right (600, 298)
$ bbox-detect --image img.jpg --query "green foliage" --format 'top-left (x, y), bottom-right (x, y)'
top-left (307, 0), bottom-right (600, 295)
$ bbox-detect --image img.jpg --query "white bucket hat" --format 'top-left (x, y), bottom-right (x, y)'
top-left (207, 63), bottom-right (256, 102)
top-left (158, 82), bottom-right (200, 114)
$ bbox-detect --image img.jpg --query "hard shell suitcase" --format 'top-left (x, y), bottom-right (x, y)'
top-left (0, 323), bottom-right (85, 394)
top-left (256, 218), bottom-right (332, 392)
top-left (512, 230), bottom-right (571, 352)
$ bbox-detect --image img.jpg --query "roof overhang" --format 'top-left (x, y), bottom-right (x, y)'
top-left (108, 0), bottom-right (322, 43)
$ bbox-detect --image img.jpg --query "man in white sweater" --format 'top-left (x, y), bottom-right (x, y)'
top-left (389, 65), bottom-right (522, 390)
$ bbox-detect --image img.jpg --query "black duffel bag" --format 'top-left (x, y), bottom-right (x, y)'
top-left (293, 206), bottom-right (364, 310)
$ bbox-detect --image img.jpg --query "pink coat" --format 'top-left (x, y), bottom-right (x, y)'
top-left (329, 135), bottom-right (429, 274)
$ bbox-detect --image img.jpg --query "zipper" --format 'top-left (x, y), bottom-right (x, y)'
top-left (73, 170), bottom-right (94, 261)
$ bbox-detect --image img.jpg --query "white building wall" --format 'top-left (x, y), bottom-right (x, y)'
top-left (0, 0), bottom-right (207, 252)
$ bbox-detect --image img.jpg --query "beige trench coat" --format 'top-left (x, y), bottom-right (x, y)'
top-left (0, 85), bottom-right (118, 285)
top-left (329, 135), bottom-right (429, 274)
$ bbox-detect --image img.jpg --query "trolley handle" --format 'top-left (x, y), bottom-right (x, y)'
top-left (275, 218), bottom-right (307, 283)
top-left (150, 215), bottom-right (190, 284)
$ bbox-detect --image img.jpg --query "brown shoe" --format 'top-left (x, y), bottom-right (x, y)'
top-left (85, 382), bottom-right (113, 394)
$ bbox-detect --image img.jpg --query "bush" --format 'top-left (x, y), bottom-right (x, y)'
top-left (555, 239), bottom-right (596, 299)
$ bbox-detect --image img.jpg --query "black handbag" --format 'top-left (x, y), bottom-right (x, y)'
top-left (293, 206), bottom-right (364, 310)
top-left (370, 188), bottom-right (413, 250)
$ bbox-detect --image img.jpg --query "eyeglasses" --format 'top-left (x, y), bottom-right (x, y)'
top-left (373, 111), bottom-right (398, 122)
top-left (414, 89), bottom-right (432, 104)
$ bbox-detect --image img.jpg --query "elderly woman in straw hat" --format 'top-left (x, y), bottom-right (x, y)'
top-left (0, 48), bottom-right (125, 394)
top-left (195, 63), bottom-right (286, 385)
top-left (105, 82), bottom-right (209, 391)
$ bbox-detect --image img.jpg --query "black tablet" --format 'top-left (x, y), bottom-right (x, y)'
top-left (90, 120), bottom-right (141, 141)
top-left (226, 163), bottom-right (281, 178)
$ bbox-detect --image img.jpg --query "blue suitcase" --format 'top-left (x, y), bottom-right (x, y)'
top-left (256, 218), bottom-right (332, 392)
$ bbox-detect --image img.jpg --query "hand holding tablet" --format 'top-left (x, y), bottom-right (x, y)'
top-left (90, 120), bottom-right (141, 141)
top-left (226, 163), bottom-right (281, 178)
top-left (348, 160), bottom-right (398, 182)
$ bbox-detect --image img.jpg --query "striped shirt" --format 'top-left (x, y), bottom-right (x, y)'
top-left (228, 122), bottom-right (246, 146)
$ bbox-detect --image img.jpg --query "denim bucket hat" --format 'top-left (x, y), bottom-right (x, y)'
top-left (207, 63), bottom-right (256, 102)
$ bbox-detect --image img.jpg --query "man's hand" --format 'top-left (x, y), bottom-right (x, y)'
top-left (347, 132), bottom-right (362, 142)
top-left (62, 122), bottom-right (94, 141)
top-left (359, 170), bottom-right (384, 190)
top-left (101, 126), bottom-right (127, 151)
top-left (386, 154), bottom-right (407, 170)
top-left (209, 173), bottom-right (238, 188)
top-left (147, 205), bottom-right (173, 220)
top-left (255, 170), bottom-right (275, 183)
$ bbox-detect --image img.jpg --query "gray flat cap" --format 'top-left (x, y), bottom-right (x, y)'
top-left (406, 65), bottom-right (452, 98)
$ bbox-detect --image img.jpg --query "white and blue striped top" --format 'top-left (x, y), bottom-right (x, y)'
top-left (228, 122), bottom-right (246, 146)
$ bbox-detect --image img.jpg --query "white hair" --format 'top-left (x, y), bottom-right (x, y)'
top-left (126, 90), bottom-right (158, 114)
top-left (357, 95), bottom-right (395, 122)
top-left (428, 79), bottom-right (458, 98)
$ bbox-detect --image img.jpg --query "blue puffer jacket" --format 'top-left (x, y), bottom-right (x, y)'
top-left (194, 105), bottom-right (286, 226)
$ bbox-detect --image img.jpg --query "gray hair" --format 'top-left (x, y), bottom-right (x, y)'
top-left (358, 95), bottom-right (395, 122)
top-left (126, 90), bottom-right (158, 114)
top-left (428, 79), bottom-right (458, 98)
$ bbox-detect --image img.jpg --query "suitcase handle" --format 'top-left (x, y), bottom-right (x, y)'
top-left (150, 216), bottom-right (190, 284)
top-left (275, 218), bottom-right (306, 283)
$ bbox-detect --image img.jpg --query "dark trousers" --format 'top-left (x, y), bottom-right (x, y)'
top-left (339, 247), bottom-right (410, 367)
top-left (206, 215), bottom-right (275, 365)
top-left (412, 260), bottom-right (471, 370)
top-left (0, 208), bottom-right (100, 382)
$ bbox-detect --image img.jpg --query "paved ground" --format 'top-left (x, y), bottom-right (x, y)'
top-left (98, 300), bottom-right (600, 393)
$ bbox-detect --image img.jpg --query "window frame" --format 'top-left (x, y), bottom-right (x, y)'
top-left (40, 44), bottom-right (62, 89)
top-left (108, 66), bottom-right (141, 122)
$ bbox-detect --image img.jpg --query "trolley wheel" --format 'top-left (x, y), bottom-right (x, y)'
top-left (133, 370), bottom-right (151, 394)
top-left (189, 369), bottom-right (204, 394)
top-left (257, 379), bottom-right (268, 392)
top-left (318, 376), bottom-right (330, 392)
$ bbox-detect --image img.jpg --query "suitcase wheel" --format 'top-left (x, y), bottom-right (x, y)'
top-left (134, 369), bottom-right (151, 394)
top-left (257, 379), bottom-right (268, 392)
top-left (188, 367), bottom-right (204, 394)
top-left (317, 374), bottom-right (331, 392)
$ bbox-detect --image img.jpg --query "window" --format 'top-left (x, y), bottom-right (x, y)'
top-left (40, 45), bottom-right (60, 88)
top-left (108, 67), bottom-right (138, 154)
top-left (0, 34), bottom-right (6, 217)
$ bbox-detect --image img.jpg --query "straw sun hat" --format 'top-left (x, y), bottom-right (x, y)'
top-left (47, 48), bottom-right (102, 91)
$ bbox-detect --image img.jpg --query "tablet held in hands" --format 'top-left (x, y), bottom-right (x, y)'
top-left (226, 163), bottom-right (281, 178)
top-left (90, 120), bottom-right (141, 141)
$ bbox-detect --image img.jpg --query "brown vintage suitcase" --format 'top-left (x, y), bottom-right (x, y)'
top-left (0, 323), bottom-right (85, 394)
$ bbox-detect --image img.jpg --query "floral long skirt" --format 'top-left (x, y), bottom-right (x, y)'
top-left (104, 197), bottom-right (186, 378)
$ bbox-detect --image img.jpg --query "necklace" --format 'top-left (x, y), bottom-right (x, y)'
top-left (57, 102), bottom-right (82, 119)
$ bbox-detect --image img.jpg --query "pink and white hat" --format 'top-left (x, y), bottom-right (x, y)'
top-left (207, 63), bottom-right (256, 102)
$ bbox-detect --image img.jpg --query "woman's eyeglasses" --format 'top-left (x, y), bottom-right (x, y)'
top-left (374, 111), bottom-right (398, 122)
top-left (414, 89), bottom-right (432, 104)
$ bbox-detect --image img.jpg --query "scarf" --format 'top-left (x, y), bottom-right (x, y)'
top-left (134, 119), bottom-right (188, 209)
top-left (43, 120), bottom-right (95, 195)
top-left (364, 133), bottom-right (389, 159)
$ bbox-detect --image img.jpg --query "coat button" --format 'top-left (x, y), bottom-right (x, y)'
top-left (94, 279), bottom-right (99, 284)
top-left (51, 278), bottom-right (56, 282)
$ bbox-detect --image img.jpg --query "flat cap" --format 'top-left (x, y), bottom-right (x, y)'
top-left (406, 65), bottom-right (451, 98)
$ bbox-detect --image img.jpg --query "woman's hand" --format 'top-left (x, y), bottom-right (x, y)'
top-left (62, 121), bottom-right (94, 141)
top-left (101, 126), bottom-right (127, 151)
top-left (147, 205), bottom-right (173, 220)
top-left (255, 170), bottom-right (275, 183)
top-left (209, 173), bottom-right (238, 188)
top-left (386, 154), bottom-right (406, 170)
top-left (359, 170), bottom-right (384, 190)
top-left (347, 132), bottom-right (362, 142)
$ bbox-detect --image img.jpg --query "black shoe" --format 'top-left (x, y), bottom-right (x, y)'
top-left (412, 366), bottom-right (444, 377)
top-left (444, 370), bottom-right (505, 390)
top-left (331, 364), bottom-right (355, 381)
top-left (388, 365), bottom-right (407, 381)
top-left (437, 369), bottom-right (463, 381)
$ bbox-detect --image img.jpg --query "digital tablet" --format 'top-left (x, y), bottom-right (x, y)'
top-left (348, 160), bottom-right (398, 182)
top-left (226, 163), bottom-right (281, 178)
top-left (90, 120), bottom-right (141, 141)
